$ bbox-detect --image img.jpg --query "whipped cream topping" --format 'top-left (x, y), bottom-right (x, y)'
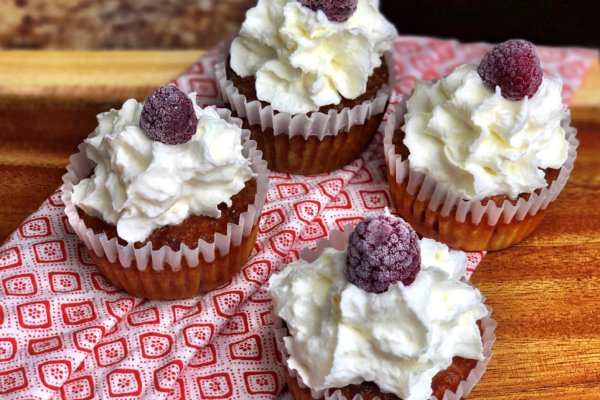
top-left (72, 95), bottom-right (254, 243)
top-left (403, 64), bottom-right (569, 200)
top-left (230, 0), bottom-right (396, 114)
top-left (419, 237), bottom-right (468, 279)
top-left (269, 238), bottom-right (487, 400)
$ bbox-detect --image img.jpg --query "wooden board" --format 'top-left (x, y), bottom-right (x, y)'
top-left (0, 51), bottom-right (599, 399)
top-left (0, 50), bottom-right (205, 102)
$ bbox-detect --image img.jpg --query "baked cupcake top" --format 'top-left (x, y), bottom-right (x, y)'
top-left (72, 85), bottom-right (254, 243)
top-left (403, 39), bottom-right (569, 200)
top-left (268, 214), bottom-right (488, 400)
top-left (229, 0), bottom-right (396, 114)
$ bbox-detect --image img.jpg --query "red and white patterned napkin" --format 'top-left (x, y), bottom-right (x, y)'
top-left (0, 36), bottom-right (595, 399)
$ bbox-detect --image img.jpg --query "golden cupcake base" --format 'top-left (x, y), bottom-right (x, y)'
top-left (91, 224), bottom-right (259, 299)
top-left (246, 113), bottom-right (384, 175)
top-left (389, 178), bottom-right (549, 251)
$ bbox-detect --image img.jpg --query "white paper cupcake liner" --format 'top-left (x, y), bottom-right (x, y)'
top-left (383, 98), bottom-right (579, 225)
top-left (61, 108), bottom-right (269, 272)
top-left (216, 45), bottom-right (395, 140)
top-left (274, 227), bottom-right (497, 400)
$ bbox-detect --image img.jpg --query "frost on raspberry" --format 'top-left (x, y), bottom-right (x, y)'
top-left (477, 39), bottom-right (543, 101)
top-left (140, 85), bottom-right (198, 145)
top-left (345, 214), bottom-right (421, 293)
top-left (298, 0), bottom-right (358, 23)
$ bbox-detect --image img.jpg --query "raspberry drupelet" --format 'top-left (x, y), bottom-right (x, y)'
top-left (345, 214), bottom-right (421, 293)
top-left (478, 39), bottom-right (543, 101)
top-left (140, 85), bottom-right (198, 145)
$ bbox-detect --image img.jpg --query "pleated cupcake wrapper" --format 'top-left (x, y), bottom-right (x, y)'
top-left (383, 98), bottom-right (579, 226)
top-left (61, 108), bottom-right (269, 272)
top-left (215, 45), bottom-right (395, 140)
top-left (274, 228), bottom-right (497, 400)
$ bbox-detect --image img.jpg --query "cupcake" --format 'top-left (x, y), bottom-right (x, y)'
top-left (62, 85), bottom-right (268, 299)
top-left (217, 0), bottom-right (397, 175)
top-left (384, 39), bottom-right (578, 251)
top-left (269, 213), bottom-right (496, 400)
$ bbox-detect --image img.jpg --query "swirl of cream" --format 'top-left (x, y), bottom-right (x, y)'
top-left (229, 0), bottom-right (396, 114)
top-left (403, 64), bottom-right (570, 200)
top-left (72, 95), bottom-right (254, 243)
top-left (268, 239), bottom-right (487, 400)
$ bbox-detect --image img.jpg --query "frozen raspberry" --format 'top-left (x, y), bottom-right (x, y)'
top-left (477, 39), bottom-right (543, 101)
top-left (140, 85), bottom-right (198, 145)
top-left (298, 0), bottom-right (358, 23)
top-left (345, 214), bottom-right (421, 293)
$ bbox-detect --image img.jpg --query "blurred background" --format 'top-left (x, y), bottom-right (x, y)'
top-left (0, 0), bottom-right (597, 49)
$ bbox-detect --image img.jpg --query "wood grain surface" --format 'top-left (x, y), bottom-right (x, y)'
top-left (0, 51), bottom-right (599, 399)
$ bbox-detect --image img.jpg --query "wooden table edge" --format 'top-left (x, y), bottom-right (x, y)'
top-left (0, 50), bottom-right (597, 120)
